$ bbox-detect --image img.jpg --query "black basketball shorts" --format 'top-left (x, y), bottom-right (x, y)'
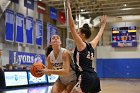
top-left (80, 71), bottom-right (101, 93)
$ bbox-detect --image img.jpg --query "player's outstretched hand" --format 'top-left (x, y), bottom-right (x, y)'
top-left (100, 15), bottom-right (107, 28)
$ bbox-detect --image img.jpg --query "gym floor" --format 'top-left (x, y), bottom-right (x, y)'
top-left (1, 79), bottom-right (140, 93)
top-left (100, 79), bottom-right (140, 93)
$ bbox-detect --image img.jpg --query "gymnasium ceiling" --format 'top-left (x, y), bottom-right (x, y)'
top-left (42, 0), bottom-right (140, 18)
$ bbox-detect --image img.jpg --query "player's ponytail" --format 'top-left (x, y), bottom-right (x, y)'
top-left (45, 45), bottom-right (53, 57)
top-left (80, 23), bottom-right (91, 39)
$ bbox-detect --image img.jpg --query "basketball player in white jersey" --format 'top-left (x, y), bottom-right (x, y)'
top-left (39, 35), bottom-right (77, 93)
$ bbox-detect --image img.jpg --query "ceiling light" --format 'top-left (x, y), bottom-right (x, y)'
top-left (80, 11), bottom-right (91, 14)
top-left (80, 9), bottom-right (85, 12)
top-left (121, 8), bottom-right (133, 10)
top-left (123, 4), bottom-right (127, 7)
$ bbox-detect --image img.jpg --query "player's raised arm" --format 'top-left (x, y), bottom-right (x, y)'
top-left (66, 0), bottom-right (86, 51)
top-left (90, 15), bottom-right (107, 48)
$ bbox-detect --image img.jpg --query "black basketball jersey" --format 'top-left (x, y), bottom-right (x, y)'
top-left (73, 42), bottom-right (95, 73)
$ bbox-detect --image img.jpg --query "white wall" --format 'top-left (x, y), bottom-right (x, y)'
top-left (97, 45), bottom-right (140, 59)
top-left (97, 19), bottom-right (140, 59)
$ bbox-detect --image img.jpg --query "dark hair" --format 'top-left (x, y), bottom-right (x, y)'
top-left (45, 45), bottom-right (53, 57)
top-left (80, 23), bottom-right (91, 39)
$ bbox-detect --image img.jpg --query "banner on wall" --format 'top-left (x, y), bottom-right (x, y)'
top-left (50, 7), bottom-right (57, 20)
top-left (58, 11), bottom-right (65, 24)
top-left (16, 13), bottom-right (24, 43)
top-left (10, 0), bottom-right (19, 4)
top-left (26, 16), bottom-right (33, 44)
top-left (36, 19), bottom-right (43, 46)
top-left (24, 0), bottom-right (34, 10)
top-left (47, 23), bottom-right (58, 46)
top-left (37, 1), bottom-right (46, 14)
top-left (9, 51), bottom-right (45, 65)
top-left (5, 9), bottom-right (14, 42)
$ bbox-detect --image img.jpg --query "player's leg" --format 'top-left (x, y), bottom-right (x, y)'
top-left (63, 81), bottom-right (77, 93)
top-left (51, 79), bottom-right (66, 93)
top-left (70, 77), bottom-right (83, 93)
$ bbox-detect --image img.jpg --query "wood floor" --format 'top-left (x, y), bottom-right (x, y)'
top-left (100, 79), bottom-right (140, 93)
top-left (2, 79), bottom-right (140, 93)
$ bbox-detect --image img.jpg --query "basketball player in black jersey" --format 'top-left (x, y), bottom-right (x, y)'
top-left (66, 0), bottom-right (107, 93)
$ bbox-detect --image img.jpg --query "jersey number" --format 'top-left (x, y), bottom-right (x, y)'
top-left (86, 51), bottom-right (94, 60)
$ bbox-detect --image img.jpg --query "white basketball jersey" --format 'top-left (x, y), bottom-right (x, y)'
top-left (49, 48), bottom-right (77, 85)
top-left (50, 48), bottom-right (65, 70)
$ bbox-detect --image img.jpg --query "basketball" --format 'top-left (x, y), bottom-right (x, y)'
top-left (30, 62), bottom-right (45, 77)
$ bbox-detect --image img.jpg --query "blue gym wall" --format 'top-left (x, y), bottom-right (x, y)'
top-left (95, 22), bottom-right (140, 78)
top-left (96, 58), bottom-right (140, 78)
top-left (96, 45), bottom-right (140, 78)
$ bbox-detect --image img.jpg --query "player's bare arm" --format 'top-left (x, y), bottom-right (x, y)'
top-left (67, 0), bottom-right (86, 51)
top-left (90, 15), bottom-right (107, 48)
